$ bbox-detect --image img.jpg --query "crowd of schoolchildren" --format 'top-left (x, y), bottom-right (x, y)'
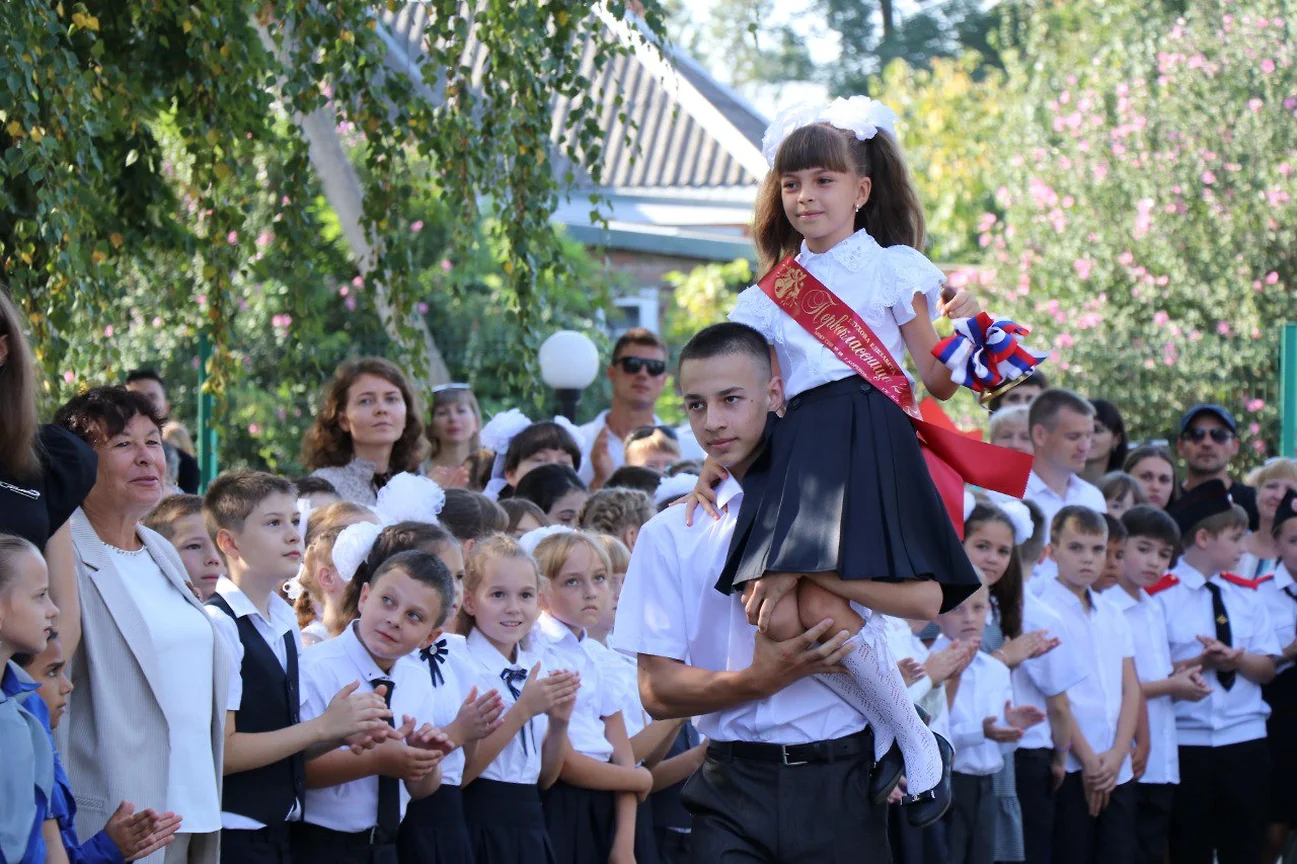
top-left (5, 326), bottom-right (1295, 864)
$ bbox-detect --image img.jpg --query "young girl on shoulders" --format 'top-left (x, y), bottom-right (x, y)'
top-left (692, 97), bottom-right (1033, 825)
top-left (526, 528), bottom-right (653, 864)
top-left (456, 535), bottom-right (581, 864)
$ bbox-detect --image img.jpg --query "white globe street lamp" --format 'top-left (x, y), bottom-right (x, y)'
top-left (538, 330), bottom-right (601, 420)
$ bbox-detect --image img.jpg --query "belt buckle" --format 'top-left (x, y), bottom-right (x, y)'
top-left (781, 745), bottom-right (809, 767)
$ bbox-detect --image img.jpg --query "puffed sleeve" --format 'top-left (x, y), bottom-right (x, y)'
top-left (878, 246), bottom-right (947, 328)
top-left (728, 285), bottom-right (782, 343)
top-left (37, 424), bottom-right (98, 535)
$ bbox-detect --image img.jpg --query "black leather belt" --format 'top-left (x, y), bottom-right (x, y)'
top-left (707, 728), bottom-right (874, 766)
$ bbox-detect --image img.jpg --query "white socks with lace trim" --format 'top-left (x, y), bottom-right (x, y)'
top-left (814, 618), bottom-right (943, 794)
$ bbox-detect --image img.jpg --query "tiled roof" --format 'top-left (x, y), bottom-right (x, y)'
top-left (378, 6), bottom-right (768, 194)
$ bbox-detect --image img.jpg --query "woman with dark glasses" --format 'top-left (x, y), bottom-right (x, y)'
top-left (578, 328), bottom-right (672, 488)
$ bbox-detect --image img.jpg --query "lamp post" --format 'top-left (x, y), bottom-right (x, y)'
top-left (538, 330), bottom-right (601, 421)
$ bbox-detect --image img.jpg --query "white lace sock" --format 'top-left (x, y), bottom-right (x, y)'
top-left (815, 622), bottom-right (942, 794)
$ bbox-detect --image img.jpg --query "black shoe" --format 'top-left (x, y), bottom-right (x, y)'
top-left (868, 742), bottom-right (904, 804)
top-left (902, 733), bottom-right (953, 828)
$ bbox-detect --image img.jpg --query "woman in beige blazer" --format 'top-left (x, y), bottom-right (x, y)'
top-left (54, 387), bottom-right (230, 864)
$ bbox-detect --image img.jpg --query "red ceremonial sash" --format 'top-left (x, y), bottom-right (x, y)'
top-left (758, 256), bottom-right (1033, 534)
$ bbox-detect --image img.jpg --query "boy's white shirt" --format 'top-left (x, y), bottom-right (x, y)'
top-left (933, 636), bottom-right (1016, 775)
top-left (297, 622), bottom-right (439, 832)
top-left (1011, 591), bottom-right (1088, 751)
top-left (1153, 559), bottom-right (1281, 746)
top-left (1102, 584), bottom-right (1179, 785)
top-left (1254, 563), bottom-right (1297, 674)
top-left (1035, 577), bottom-right (1134, 782)
top-left (205, 576), bottom-right (305, 829)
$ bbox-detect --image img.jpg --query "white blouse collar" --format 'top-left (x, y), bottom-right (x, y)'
top-left (466, 626), bottom-right (536, 673)
top-left (798, 228), bottom-right (881, 271)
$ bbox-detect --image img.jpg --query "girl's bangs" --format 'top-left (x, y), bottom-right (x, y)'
top-left (773, 123), bottom-right (853, 175)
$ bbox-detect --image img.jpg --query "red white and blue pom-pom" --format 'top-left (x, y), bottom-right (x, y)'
top-left (933, 312), bottom-right (1049, 394)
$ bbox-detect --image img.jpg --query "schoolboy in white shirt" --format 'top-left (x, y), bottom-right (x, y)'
top-left (935, 587), bottom-right (1045, 864)
top-left (296, 551), bottom-right (458, 864)
top-left (1108, 505), bottom-right (1211, 864)
top-left (203, 472), bottom-right (391, 864)
top-left (1036, 506), bottom-right (1140, 864)
top-left (1155, 479), bottom-right (1280, 864)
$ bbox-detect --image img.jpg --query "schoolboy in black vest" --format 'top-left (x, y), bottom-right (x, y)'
top-left (204, 472), bottom-right (392, 864)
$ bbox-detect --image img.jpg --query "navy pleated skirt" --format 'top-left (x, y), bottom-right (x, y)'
top-left (719, 376), bottom-right (980, 613)
top-left (398, 784), bottom-right (473, 864)
top-left (462, 780), bottom-right (555, 864)
top-left (539, 780), bottom-right (616, 864)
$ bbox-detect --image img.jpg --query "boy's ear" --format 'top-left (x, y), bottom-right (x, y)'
top-left (1044, 542), bottom-right (1055, 562)
top-left (215, 527), bottom-right (240, 561)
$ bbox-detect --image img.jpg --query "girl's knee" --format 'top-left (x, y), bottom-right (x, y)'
top-left (797, 579), bottom-right (862, 635)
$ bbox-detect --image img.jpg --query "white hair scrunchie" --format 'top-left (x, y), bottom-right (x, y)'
top-left (480, 409), bottom-right (534, 500)
top-left (332, 521), bottom-right (384, 584)
top-left (655, 473), bottom-right (700, 508)
top-left (997, 499), bottom-right (1036, 546)
top-left (517, 524), bottom-right (575, 557)
top-left (760, 95), bottom-right (899, 168)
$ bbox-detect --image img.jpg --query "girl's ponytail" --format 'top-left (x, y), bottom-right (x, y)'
top-left (859, 131), bottom-right (926, 251)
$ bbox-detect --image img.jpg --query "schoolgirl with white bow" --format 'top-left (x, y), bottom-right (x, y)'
top-left (291, 501), bottom-right (379, 646)
top-left (478, 410), bottom-right (588, 501)
top-left (455, 534), bottom-right (580, 864)
top-left (688, 96), bottom-right (1044, 826)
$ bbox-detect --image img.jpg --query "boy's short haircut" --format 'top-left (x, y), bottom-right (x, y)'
top-left (988, 404), bottom-right (1030, 438)
top-left (1028, 387), bottom-right (1095, 433)
top-left (1188, 505), bottom-right (1249, 542)
top-left (580, 488), bottom-right (655, 538)
top-left (612, 327), bottom-right (667, 361)
top-left (143, 494), bottom-right (205, 541)
top-left (1050, 505), bottom-right (1108, 541)
top-left (678, 322), bottom-right (771, 378)
top-left (370, 550), bottom-right (456, 628)
top-left (1102, 513), bottom-right (1128, 544)
top-left (1121, 505), bottom-right (1181, 553)
top-left (595, 534), bottom-right (631, 574)
top-left (292, 475), bottom-right (340, 498)
top-left (204, 470), bottom-right (297, 537)
top-left (604, 465), bottom-right (664, 496)
top-left (665, 460), bottom-right (703, 477)
top-left (624, 427), bottom-right (682, 462)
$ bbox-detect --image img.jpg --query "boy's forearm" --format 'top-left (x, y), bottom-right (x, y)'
top-left (1239, 652), bottom-right (1277, 685)
top-left (305, 747), bottom-right (385, 788)
top-left (559, 751), bottom-right (645, 792)
top-left (1046, 692), bottom-right (1073, 754)
top-left (613, 791), bottom-right (637, 852)
top-left (651, 745), bottom-right (706, 791)
top-left (1110, 662), bottom-right (1140, 756)
top-left (631, 718), bottom-right (684, 767)
top-left (226, 714), bottom-right (330, 775)
top-left (803, 575), bottom-right (942, 620)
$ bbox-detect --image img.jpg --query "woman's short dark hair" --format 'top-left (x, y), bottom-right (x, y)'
top-left (54, 386), bottom-right (166, 446)
top-left (1090, 398), bottom-right (1128, 472)
top-left (514, 464), bottom-right (586, 515)
top-left (503, 422), bottom-right (583, 475)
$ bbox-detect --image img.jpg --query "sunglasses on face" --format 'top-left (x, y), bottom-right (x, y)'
top-left (1182, 427), bottom-right (1234, 444)
top-left (615, 357), bottom-right (667, 376)
top-left (627, 424), bottom-right (678, 443)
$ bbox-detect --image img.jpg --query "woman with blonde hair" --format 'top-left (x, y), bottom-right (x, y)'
top-left (1241, 457), bottom-right (1297, 579)
top-left (302, 357), bottom-right (430, 504)
top-left (424, 383), bottom-right (487, 490)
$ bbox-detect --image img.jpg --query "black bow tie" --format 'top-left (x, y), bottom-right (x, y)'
top-left (500, 666), bottom-right (534, 755)
top-left (420, 638), bottom-right (448, 687)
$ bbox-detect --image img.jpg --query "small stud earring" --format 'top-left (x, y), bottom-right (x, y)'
top-left (854, 204), bottom-right (862, 213)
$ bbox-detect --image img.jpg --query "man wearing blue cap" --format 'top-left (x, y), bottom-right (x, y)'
top-left (1176, 405), bottom-right (1260, 531)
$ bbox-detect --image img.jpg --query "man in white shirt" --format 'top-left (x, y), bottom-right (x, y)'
top-left (611, 322), bottom-right (889, 862)
top-left (580, 328), bottom-right (671, 486)
top-left (1024, 388), bottom-right (1107, 581)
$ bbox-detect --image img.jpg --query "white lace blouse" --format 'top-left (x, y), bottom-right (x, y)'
top-left (728, 229), bottom-right (946, 398)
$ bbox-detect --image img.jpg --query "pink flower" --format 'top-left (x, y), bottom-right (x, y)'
top-left (977, 213), bottom-right (997, 232)
top-left (1253, 439), bottom-right (1268, 454)
top-left (418, 302), bottom-right (429, 314)
top-left (948, 270), bottom-right (970, 288)
top-left (1267, 271), bottom-right (1280, 284)
top-left (248, 424), bottom-right (262, 436)
top-left (256, 230), bottom-right (274, 249)
top-left (1249, 98), bottom-right (1264, 112)
top-left (152, 316), bottom-right (163, 327)
top-left (1249, 422), bottom-right (1262, 436)
top-left (1073, 258), bottom-right (1094, 280)
top-left (226, 231), bottom-right (239, 245)
top-left (1154, 311), bottom-right (1170, 325)
top-left (1216, 321), bottom-right (1232, 336)
top-left (1246, 398), bottom-right (1267, 412)
top-left (1261, 58), bottom-right (1276, 73)
top-left (281, 196), bottom-right (291, 206)
top-left (62, 371), bottom-right (75, 384)
top-left (339, 286), bottom-right (349, 297)
top-left (410, 220), bottom-right (424, 233)
top-left (104, 325), bottom-right (114, 337)
top-left (440, 259), bottom-right (452, 272)
top-left (352, 276), bottom-right (364, 288)
top-left (1280, 162), bottom-right (1292, 175)
top-left (1201, 170), bottom-right (1216, 184)
top-left (1118, 251), bottom-right (1135, 266)
top-left (1058, 333), bottom-right (1075, 349)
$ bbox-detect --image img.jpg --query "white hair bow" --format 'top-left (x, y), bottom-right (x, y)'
top-left (517, 524), bottom-right (574, 556)
top-left (760, 96), bottom-right (899, 168)
top-left (655, 473), bottom-right (700, 508)
top-left (478, 409), bottom-right (589, 501)
top-left (332, 521), bottom-right (385, 584)
top-left (375, 472), bottom-right (445, 526)
top-left (997, 500), bottom-right (1036, 546)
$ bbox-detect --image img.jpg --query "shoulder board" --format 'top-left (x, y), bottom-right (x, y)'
top-left (1145, 573), bottom-right (1180, 596)
top-left (1220, 572), bottom-right (1266, 589)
